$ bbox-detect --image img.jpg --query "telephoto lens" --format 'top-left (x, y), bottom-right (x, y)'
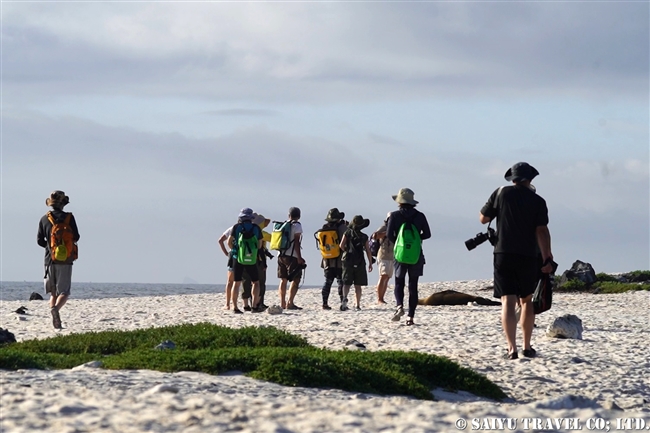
top-left (465, 232), bottom-right (489, 251)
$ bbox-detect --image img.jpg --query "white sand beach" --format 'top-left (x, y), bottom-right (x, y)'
top-left (1, 279), bottom-right (648, 432)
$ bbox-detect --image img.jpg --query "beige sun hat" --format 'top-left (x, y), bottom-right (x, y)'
top-left (392, 188), bottom-right (418, 205)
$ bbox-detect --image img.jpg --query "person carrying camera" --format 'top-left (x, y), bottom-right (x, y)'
top-left (277, 207), bottom-right (305, 310)
top-left (479, 162), bottom-right (554, 360)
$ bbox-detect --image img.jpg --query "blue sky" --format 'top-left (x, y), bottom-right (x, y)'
top-left (1, 1), bottom-right (648, 285)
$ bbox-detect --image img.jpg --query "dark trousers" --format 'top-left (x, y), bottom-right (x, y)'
top-left (322, 267), bottom-right (343, 305)
top-left (242, 262), bottom-right (267, 305)
top-left (394, 261), bottom-right (424, 318)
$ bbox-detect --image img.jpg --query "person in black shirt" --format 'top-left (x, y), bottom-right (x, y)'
top-left (339, 215), bottom-right (373, 311)
top-left (479, 162), bottom-right (554, 360)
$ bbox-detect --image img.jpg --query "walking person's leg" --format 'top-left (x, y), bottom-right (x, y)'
top-left (340, 265), bottom-right (353, 310)
top-left (354, 284), bottom-right (362, 309)
top-left (48, 264), bottom-right (72, 329)
top-left (520, 294), bottom-right (535, 353)
top-left (322, 268), bottom-right (334, 309)
top-left (392, 262), bottom-right (406, 321)
top-left (335, 268), bottom-right (344, 303)
top-left (406, 265), bottom-right (420, 324)
top-left (377, 274), bottom-right (389, 304)
top-left (501, 295), bottom-right (518, 357)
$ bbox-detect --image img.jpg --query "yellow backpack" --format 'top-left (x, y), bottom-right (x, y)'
top-left (270, 220), bottom-right (294, 252)
top-left (314, 223), bottom-right (341, 259)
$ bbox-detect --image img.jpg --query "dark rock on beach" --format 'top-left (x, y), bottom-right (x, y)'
top-left (29, 292), bottom-right (44, 301)
top-left (557, 260), bottom-right (597, 288)
top-left (0, 328), bottom-right (17, 345)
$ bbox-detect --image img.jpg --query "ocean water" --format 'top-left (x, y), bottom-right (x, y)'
top-left (0, 281), bottom-right (321, 302)
top-left (0, 281), bottom-right (225, 302)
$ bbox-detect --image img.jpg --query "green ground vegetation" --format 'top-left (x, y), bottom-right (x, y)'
top-left (558, 270), bottom-right (650, 293)
top-left (0, 323), bottom-right (506, 401)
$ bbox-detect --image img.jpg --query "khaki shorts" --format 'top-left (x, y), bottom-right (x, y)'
top-left (378, 259), bottom-right (394, 277)
top-left (277, 256), bottom-right (302, 282)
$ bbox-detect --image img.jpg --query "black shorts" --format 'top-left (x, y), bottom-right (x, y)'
top-left (233, 261), bottom-right (259, 282)
top-left (493, 253), bottom-right (538, 299)
top-left (342, 264), bottom-right (368, 286)
top-left (277, 256), bottom-right (302, 282)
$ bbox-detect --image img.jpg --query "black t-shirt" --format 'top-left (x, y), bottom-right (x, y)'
top-left (481, 185), bottom-right (549, 257)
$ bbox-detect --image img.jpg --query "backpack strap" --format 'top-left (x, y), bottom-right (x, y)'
top-left (47, 211), bottom-right (71, 225)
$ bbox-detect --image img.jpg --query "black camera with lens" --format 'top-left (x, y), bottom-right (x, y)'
top-left (465, 223), bottom-right (498, 251)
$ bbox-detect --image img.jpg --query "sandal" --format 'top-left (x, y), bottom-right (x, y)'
top-left (503, 351), bottom-right (518, 360)
top-left (233, 308), bottom-right (243, 314)
top-left (406, 319), bottom-right (414, 326)
top-left (522, 348), bottom-right (537, 358)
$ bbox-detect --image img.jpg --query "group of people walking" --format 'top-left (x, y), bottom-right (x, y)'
top-left (38, 162), bottom-right (552, 359)
top-left (219, 187), bottom-right (432, 326)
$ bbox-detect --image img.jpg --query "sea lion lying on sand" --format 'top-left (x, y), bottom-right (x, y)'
top-left (418, 290), bottom-right (501, 306)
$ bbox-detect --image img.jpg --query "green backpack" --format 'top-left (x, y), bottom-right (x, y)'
top-left (393, 218), bottom-right (421, 265)
top-left (236, 223), bottom-right (259, 265)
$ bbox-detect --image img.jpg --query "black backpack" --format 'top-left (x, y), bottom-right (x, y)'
top-left (344, 229), bottom-right (365, 264)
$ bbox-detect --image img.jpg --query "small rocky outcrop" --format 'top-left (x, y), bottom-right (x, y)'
top-left (345, 339), bottom-right (366, 350)
top-left (557, 260), bottom-right (597, 288)
top-left (546, 314), bottom-right (583, 339)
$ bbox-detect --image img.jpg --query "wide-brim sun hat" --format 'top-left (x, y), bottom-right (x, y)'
top-left (349, 215), bottom-right (370, 230)
top-left (505, 162), bottom-right (539, 182)
top-left (252, 213), bottom-right (270, 227)
top-left (45, 190), bottom-right (69, 207)
top-left (325, 208), bottom-right (345, 222)
top-left (392, 188), bottom-right (418, 205)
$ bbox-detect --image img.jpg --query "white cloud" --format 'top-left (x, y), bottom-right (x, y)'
top-left (3, 2), bottom-right (647, 102)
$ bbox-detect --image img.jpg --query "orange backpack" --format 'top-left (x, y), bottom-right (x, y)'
top-left (47, 212), bottom-right (78, 263)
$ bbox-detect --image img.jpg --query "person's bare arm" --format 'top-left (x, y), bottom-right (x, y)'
top-left (365, 242), bottom-right (373, 273)
top-left (339, 234), bottom-right (348, 251)
top-left (479, 213), bottom-right (492, 224)
top-left (219, 234), bottom-right (229, 256)
top-left (294, 233), bottom-right (304, 263)
top-left (536, 225), bottom-right (554, 273)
